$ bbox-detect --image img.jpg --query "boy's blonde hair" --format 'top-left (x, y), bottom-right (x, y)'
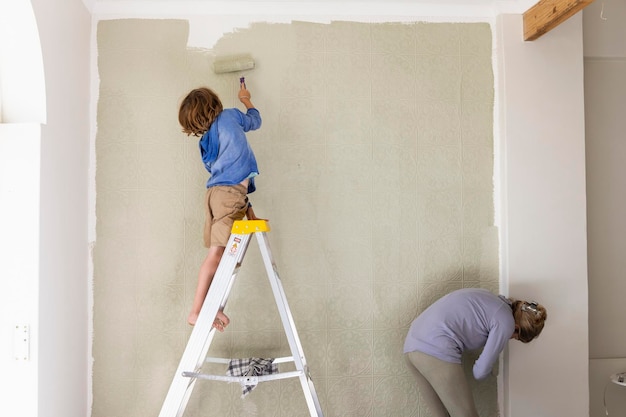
top-left (179, 87), bottom-right (223, 136)
top-left (510, 299), bottom-right (547, 343)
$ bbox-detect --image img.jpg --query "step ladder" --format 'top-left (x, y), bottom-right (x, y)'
top-left (159, 220), bottom-right (324, 417)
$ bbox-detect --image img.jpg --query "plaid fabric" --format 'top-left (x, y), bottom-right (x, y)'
top-left (227, 357), bottom-right (278, 397)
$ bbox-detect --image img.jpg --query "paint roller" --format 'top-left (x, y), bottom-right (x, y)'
top-left (212, 54), bottom-right (255, 88)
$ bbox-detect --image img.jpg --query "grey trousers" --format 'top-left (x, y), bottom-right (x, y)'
top-left (405, 351), bottom-right (479, 417)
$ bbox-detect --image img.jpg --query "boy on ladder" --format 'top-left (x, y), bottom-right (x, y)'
top-left (178, 78), bottom-right (263, 330)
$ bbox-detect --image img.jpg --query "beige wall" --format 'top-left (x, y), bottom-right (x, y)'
top-left (93, 19), bottom-right (498, 416)
top-left (0, 2), bottom-right (593, 417)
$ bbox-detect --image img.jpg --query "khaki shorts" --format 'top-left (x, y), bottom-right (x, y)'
top-left (203, 184), bottom-right (249, 248)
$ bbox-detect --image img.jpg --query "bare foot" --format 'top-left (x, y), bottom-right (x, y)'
top-left (212, 310), bottom-right (230, 332)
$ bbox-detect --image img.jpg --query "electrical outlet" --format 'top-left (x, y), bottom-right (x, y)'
top-left (13, 324), bottom-right (29, 361)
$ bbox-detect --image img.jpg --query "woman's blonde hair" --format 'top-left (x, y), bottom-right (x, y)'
top-left (510, 299), bottom-right (547, 343)
top-left (178, 87), bottom-right (223, 136)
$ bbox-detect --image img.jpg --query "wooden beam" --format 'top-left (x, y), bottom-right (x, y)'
top-left (523, 0), bottom-right (595, 41)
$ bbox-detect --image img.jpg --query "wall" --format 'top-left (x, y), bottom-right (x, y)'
top-left (87, 2), bottom-right (591, 417)
top-left (583, 1), bottom-right (626, 416)
top-left (92, 18), bottom-right (499, 417)
top-left (30, 0), bottom-right (92, 416)
top-left (0, 1), bottom-right (46, 416)
top-left (0, 1), bottom-right (46, 123)
top-left (0, 123), bottom-right (41, 417)
top-left (497, 13), bottom-right (588, 417)
top-left (0, 2), bottom-right (593, 417)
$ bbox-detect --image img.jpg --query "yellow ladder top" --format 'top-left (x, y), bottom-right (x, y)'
top-left (231, 220), bottom-right (270, 234)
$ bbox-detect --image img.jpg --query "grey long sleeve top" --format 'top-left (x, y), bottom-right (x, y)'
top-left (404, 288), bottom-right (515, 380)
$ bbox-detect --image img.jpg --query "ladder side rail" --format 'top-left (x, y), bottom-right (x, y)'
top-left (255, 232), bottom-right (310, 370)
top-left (301, 376), bottom-right (324, 416)
top-left (158, 232), bottom-right (252, 417)
top-left (255, 232), bottom-right (325, 417)
top-left (217, 262), bottom-right (241, 311)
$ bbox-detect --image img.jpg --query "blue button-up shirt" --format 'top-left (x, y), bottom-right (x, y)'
top-left (199, 107), bottom-right (262, 193)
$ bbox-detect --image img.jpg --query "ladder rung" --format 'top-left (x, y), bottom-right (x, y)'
top-left (204, 356), bottom-right (296, 365)
top-left (181, 370), bottom-right (304, 384)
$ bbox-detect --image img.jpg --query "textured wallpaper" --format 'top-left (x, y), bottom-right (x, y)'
top-left (93, 19), bottom-right (496, 417)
